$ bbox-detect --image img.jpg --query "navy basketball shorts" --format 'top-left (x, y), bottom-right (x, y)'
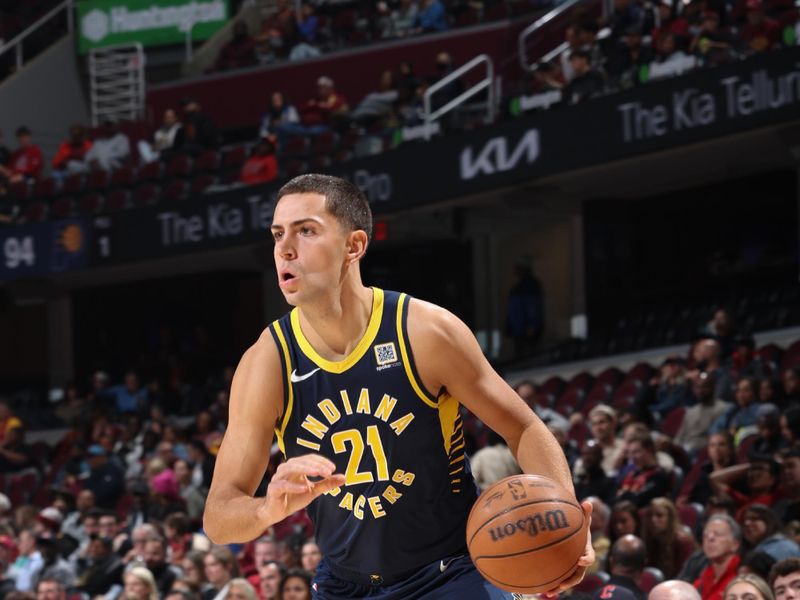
top-left (312, 554), bottom-right (515, 600)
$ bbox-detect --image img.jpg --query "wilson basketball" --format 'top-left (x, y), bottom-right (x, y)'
top-left (466, 474), bottom-right (587, 594)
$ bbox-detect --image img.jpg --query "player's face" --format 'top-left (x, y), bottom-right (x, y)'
top-left (272, 193), bottom-right (349, 306)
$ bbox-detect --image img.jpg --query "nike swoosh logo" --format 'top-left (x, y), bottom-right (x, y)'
top-left (290, 368), bottom-right (321, 383)
top-left (440, 557), bottom-right (457, 573)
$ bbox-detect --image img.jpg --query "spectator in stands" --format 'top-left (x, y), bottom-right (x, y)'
top-left (775, 448), bottom-right (800, 523)
top-left (712, 455), bottom-right (781, 518)
top-left (740, 551), bottom-right (778, 582)
top-left (296, 76), bottom-right (349, 135)
top-left (679, 432), bottom-right (736, 507)
top-left (145, 537), bottom-right (181, 596)
top-left (174, 459), bottom-right (205, 519)
top-left (259, 0), bottom-right (298, 61)
top-left (215, 21), bottom-right (258, 72)
top-left (181, 99), bottom-right (219, 155)
top-left (0, 399), bottom-right (22, 445)
top-left (187, 440), bottom-right (215, 490)
top-left (240, 140), bottom-right (278, 186)
top-left (585, 496), bottom-right (612, 573)
top-left (514, 381), bottom-right (569, 430)
top-left (675, 373), bottom-right (729, 454)
top-left (753, 406), bottom-right (785, 456)
top-left (83, 444), bottom-right (125, 509)
top-left (650, 32), bottom-right (691, 77)
top-left (0, 425), bottom-right (33, 472)
top-left (506, 261), bottom-right (543, 358)
top-left (609, 0), bottom-right (645, 38)
top-left (607, 25), bottom-right (653, 88)
top-left (259, 561), bottom-right (285, 600)
top-left (650, 580), bottom-right (702, 600)
top-left (428, 52), bottom-right (465, 113)
top-left (0, 126), bottom-right (42, 184)
top-left (563, 49), bottom-right (605, 104)
top-left (724, 574), bottom-right (775, 600)
top-left (381, 0), bottom-right (420, 37)
top-left (396, 60), bottom-right (421, 103)
top-left (616, 432), bottom-right (672, 507)
top-left (351, 70), bottom-right (399, 126)
top-left (695, 515), bottom-right (742, 600)
top-left (289, 4), bottom-right (320, 60)
top-left (138, 109), bottom-right (184, 164)
top-left (121, 567), bottom-right (159, 600)
top-left (412, 0), bottom-right (448, 34)
top-left (182, 550), bottom-right (211, 593)
top-left (470, 430), bottom-right (521, 490)
top-left (689, 339), bottom-right (735, 403)
top-left (741, 0), bottom-right (781, 54)
top-left (106, 370), bottom-right (149, 415)
top-left (33, 539), bottom-right (75, 588)
top-left (648, 358), bottom-right (691, 418)
top-left (741, 504), bottom-right (800, 561)
top-left (9, 529), bottom-right (43, 592)
top-left (611, 500), bottom-right (642, 543)
top-left (760, 379), bottom-right (783, 407)
top-left (52, 124), bottom-right (92, 177)
top-left (711, 378), bottom-right (762, 436)
top-left (75, 534), bottom-right (124, 597)
top-left (85, 121), bottom-right (130, 172)
top-left (701, 308), bottom-right (737, 358)
top-left (225, 579), bottom-right (258, 600)
top-left (585, 404), bottom-right (626, 476)
top-left (599, 534), bottom-right (647, 600)
top-left (259, 92), bottom-right (300, 143)
top-left (783, 369), bottom-right (800, 406)
top-left (35, 579), bottom-right (67, 600)
top-left (643, 497), bottom-right (697, 579)
top-left (203, 546), bottom-right (240, 600)
top-left (770, 557), bottom-right (800, 599)
top-left (299, 541), bottom-right (321, 575)
top-left (278, 570), bottom-right (311, 600)
top-left (731, 337), bottom-right (768, 381)
top-left (575, 440), bottom-right (616, 505)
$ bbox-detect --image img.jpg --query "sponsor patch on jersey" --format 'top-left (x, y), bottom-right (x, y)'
top-left (374, 342), bottom-right (398, 366)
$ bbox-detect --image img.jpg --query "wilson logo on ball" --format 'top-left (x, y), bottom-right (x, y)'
top-left (488, 509), bottom-right (570, 542)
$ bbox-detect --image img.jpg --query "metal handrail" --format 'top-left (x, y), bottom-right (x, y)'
top-left (0, 0), bottom-right (73, 71)
top-left (423, 53), bottom-right (494, 141)
top-left (518, 0), bottom-right (583, 72)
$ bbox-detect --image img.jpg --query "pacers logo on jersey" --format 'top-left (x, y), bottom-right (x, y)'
top-left (374, 342), bottom-right (401, 371)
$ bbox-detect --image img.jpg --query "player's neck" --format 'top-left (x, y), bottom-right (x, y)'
top-left (296, 279), bottom-right (374, 359)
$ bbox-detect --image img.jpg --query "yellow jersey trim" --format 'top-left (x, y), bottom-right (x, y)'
top-left (438, 393), bottom-right (460, 454)
top-left (289, 287), bottom-right (384, 373)
top-left (396, 294), bottom-right (438, 409)
top-left (272, 320), bottom-right (293, 457)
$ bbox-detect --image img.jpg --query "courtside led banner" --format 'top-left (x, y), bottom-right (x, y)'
top-left (77, 0), bottom-right (229, 53)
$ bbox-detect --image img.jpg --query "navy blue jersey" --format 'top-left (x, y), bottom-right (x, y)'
top-left (269, 288), bottom-right (478, 580)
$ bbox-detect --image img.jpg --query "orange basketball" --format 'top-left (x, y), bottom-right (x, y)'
top-left (466, 474), bottom-right (587, 594)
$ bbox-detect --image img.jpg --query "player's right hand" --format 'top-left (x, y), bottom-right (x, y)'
top-left (260, 454), bottom-right (346, 524)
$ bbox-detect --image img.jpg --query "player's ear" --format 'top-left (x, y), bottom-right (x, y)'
top-left (346, 230), bottom-right (369, 263)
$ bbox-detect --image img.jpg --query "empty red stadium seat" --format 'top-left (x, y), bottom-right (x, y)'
top-left (311, 131), bottom-right (339, 156)
top-left (283, 160), bottom-right (308, 179)
top-left (8, 180), bottom-right (30, 200)
top-left (782, 341), bottom-right (800, 371)
top-left (138, 161), bottom-right (163, 181)
top-left (661, 407), bottom-right (686, 438)
top-left (640, 567), bottom-right (665, 593)
top-left (50, 196), bottom-right (75, 219)
top-left (79, 193), bottom-right (105, 215)
top-left (110, 166), bottom-right (135, 187)
top-left (195, 149), bottom-right (220, 172)
top-left (166, 154), bottom-right (193, 178)
top-left (283, 136), bottom-right (310, 160)
top-left (22, 201), bottom-right (48, 223)
top-left (62, 174), bottom-right (84, 195)
top-left (86, 169), bottom-right (110, 190)
top-left (133, 184), bottom-right (159, 206)
top-left (222, 146), bottom-right (248, 168)
top-left (106, 189), bottom-right (131, 211)
top-left (34, 177), bottom-right (57, 198)
top-left (678, 502), bottom-right (704, 531)
top-left (162, 179), bottom-right (188, 202)
top-left (555, 387), bottom-right (584, 417)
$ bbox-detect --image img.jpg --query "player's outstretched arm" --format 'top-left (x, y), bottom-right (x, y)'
top-left (203, 330), bottom-right (345, 544)
top-left (407, 300), bottom-right (595, 591)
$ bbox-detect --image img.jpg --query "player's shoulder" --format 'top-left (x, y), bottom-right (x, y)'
top-left (238, 325), bottom-right (282, 373)
top-left (405, 296), bottom-right (472, 346)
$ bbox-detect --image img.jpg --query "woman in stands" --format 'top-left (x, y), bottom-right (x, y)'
top-left (609, 500), bottom-right (642, 544)
top-left (740, 504), bottom-right (800, 562)
top-left (279, 569), bottom-right (312, 600)
top-left (642, 497), bottom-right (697, 579)
top-left (678, 431), bottom-right (736, 507)
top-left (120, 567), bottom-right (160, 600)
top-left (723, 573), bottom-right (775, 600)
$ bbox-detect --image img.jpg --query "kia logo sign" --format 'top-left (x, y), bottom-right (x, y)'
top-left (459, 129), bottom-right (540, 180)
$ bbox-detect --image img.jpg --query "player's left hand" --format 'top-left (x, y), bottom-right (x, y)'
top-left (545, 500), bottom-right (595, 596)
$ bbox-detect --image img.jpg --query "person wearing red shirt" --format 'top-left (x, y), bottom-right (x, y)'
top-left (240, 140), bottom-right (278, 185)
top-left (52, 124), bottom-right (92, 175)
top-left (300, 76), bottom-right (349, 128)
top-left (741, 0), bottom-right (781, 53)
top-left (0, 126), bottom-right (43, 183)
top-left (694, 515), bottom-right (742, 600)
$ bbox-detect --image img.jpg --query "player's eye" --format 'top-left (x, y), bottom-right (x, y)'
top-left (301, 226), bottom-right (314, 235)
top-left (272, 231), bottom-right (283, 241)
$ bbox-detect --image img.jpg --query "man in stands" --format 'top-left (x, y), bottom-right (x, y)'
top-left (694, 515), bottom-right (741, 600)
top-left (412, 0), bottom-right (448, 33)
top-left (649, 580), bottom-right (702, 600)
top-left (85, 121), bottom-right (130, 172)
top-left (298, 76), bottom-right (349, 134)
top-left (771, 558), bottom-right (800, 600)
top-left (575, 440), bottom-right (616, 505)
top-left (688, 339), bottom-right (734, 402)
top-left (784, 368), bottom-right (800, 406)
top-left (595, 534), bottom-right (647, 600)
top-left (563, 49), bottom-right (605, 104)
top-left (584, 404), bottom-right (626, 476)
top-left (52, 124), bottom-right (92, 177)
top-left (615, 432), bottom-right (671, 507)
top-left (35, 578), bottom-right (67, 600)
top-left (0, 126), bottom-right (42, 184)
top-left (741, 0), bottom-right (781, 54)
top-left (674, 372), bottom-right (728, 453)
top-left (775, 449), bottom-right (800, 523)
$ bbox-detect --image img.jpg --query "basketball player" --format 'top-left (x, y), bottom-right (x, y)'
top-left (204, 175), bottom-right (594, 599)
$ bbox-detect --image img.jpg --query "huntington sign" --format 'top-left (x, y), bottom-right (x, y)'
top-left (77, 0), bottom-right (229, 53)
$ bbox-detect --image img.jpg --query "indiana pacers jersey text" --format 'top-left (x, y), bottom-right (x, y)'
top-left (268, 288), bottom-right (478, 581)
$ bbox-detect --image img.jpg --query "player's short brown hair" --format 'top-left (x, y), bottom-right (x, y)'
top-left (277, 174), bottom-right (373, 240)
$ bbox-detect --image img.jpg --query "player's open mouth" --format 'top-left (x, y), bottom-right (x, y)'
top-left (279, 270), bottom-right (298, 286)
